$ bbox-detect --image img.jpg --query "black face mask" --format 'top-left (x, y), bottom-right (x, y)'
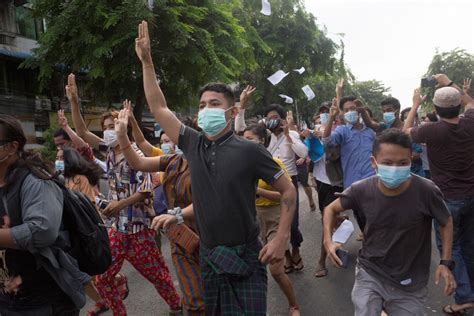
top-left (265, 119), bottom-right (281, 131)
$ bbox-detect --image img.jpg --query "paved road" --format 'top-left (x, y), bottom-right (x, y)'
top-left (81, 187), bottom-right (469, 315)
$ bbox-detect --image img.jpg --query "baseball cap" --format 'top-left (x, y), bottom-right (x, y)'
top-left (433, 87), bottom-right (461, 108)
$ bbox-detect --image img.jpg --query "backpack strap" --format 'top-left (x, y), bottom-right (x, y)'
top-left (3, 167), bottom-right (31, 227)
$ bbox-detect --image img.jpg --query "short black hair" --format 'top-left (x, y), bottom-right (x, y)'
top-left (63, 147), bottom-right (103, 186)
top-left (319, 101), bottom-right (331, 114)
top-left (339, 96), bottom-right (357, 110)
top-left (53, 128), bottom-right (71, 140)
top-left (381, 97), bottom-right (401, 110)
top-left (400, 108), bottom-right (411, 121)
top-left (426, 112), bottom-right (438, 122)
top-left (373, 128), bottom-right (412, 156)
top-left (198, 82), bottom-right (235, 107)
top-left (264, 104), bottom-right (286, 119)
top-left (434, 105), bottom-right (461, 119)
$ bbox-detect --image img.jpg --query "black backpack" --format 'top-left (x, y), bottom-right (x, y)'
top-left (8, 168), bottom-right (111, 276)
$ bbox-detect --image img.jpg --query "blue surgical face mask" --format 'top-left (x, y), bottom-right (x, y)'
top-left (161, 143), bottom-right (174, 154)
top-left (320, 113), bottom-right (330, 125)
top-left (55, 160), bottom-right (65, 172)
top-left (197, 107), bottom-right (231, 137)
top-left (376, 163), bottom-right (411, 189)
top-left (344, 111), bottom-right (359, 125)
top-left (383, 112), bottom-right (396, 126)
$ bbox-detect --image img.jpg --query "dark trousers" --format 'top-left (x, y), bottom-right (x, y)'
top-left (290, 176), bottom-right (303, 249)
top-left (0, 302), bottom-right (79, 316)
top-left (315, 180), bottom-right (343, 212)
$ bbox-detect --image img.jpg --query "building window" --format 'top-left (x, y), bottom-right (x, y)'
top-left (15, 5), bottom-right (44, 40)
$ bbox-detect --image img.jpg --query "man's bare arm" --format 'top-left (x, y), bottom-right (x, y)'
top-left (66, 73), bottom-right (103, 149)
top-left (135, 21), bottom-right (182, 144)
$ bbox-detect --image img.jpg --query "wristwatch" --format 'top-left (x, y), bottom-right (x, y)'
top-left (440, 260), bottom-right (455, 271)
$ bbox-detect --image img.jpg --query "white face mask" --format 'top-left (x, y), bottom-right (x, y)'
top-left (103, 130), bottom-right (118, 148)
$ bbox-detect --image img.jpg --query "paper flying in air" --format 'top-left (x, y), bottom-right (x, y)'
top-left (260, 0), bottom-right (271, 16)
top-left (278, 94), bottom-right (294, 104)
top-left (301, 85), bottom-right (316, 101)
top-left (294, 67), bottom-right (305, 74)
top-left (267, 70), bottom-right (289, 85)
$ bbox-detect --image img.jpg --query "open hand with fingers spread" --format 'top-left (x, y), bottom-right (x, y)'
top-left (412, 88), bottom-right (426, 107)
top-left (239, 85), bottom-right (256, 110)
top-left (463, 78), bottom-right (471, 95)
top-left (135, 21), bottom-right (153, 65)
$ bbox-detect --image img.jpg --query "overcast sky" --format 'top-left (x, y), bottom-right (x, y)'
top-left (304, 0), bottom-right (474, 108)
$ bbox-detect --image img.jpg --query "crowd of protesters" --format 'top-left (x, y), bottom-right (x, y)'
top-left (0, 20), bottom-right (472, 316)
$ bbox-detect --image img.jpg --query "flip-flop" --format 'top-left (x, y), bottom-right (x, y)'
top-left (293, 258), bottom-right (304, 271)
top-left (87, 302), bottom-right (109, 316)
top-left (285, 265), bottom-right (294, 274)
top-left (442, 304), bottom-right (468, 315)
top-left (289, 305), bottom-right (300, 316)
top-left (314, 268), bottom-right (328, 278)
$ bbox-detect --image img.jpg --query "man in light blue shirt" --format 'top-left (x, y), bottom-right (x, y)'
top-left (322, 96), bottom-right (376, 189)
top-left (322, 96), bottom-right (376, 231)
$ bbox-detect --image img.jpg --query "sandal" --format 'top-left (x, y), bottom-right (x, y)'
top-left (116, 273), bottom-right (129, 300)
top-left (87, 302), bottom-right (109, 316)
top-left (285, 265), bottom-right (294, 274)
top-left (289, 305), bottom-right (300, 316)
top-left (314, 267), bottom-right (328, 278)
top-left (293, 258), bottom-right (304, 271)
top-left (443, 304), bottom-right (469, 315)
top-left (169, 308), bottom-right (183, 315)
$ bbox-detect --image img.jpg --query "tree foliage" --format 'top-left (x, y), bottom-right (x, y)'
top-left (423, 48), bottom-right (474, 108)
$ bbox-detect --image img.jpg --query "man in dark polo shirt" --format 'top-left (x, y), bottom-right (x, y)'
top-left (403, 75), bottom-right (474, 314)
top-left (135, 21), bottom-right (297, 315)
top-left (323, 129), bottom-right (455, 316)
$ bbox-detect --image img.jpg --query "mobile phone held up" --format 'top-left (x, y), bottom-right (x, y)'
top-left (421, 76), bottom-right (438, 88)
top-left (336, 248), bottom-right (349, 269)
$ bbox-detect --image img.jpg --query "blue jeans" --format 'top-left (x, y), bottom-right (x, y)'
top-left (434, 198), bottom-right (474, 305)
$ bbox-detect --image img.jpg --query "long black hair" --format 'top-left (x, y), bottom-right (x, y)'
top-left (0, 114), bottom-right (54, 185)
top-left (63, 147), bottom-right (103, 186)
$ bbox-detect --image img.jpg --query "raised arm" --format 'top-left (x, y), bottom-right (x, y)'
top-left (259, 175), bottom-right (296, 264)
top-left (115, 104), bottom-right (162, 172)
top-left (66, 73), bottom-right (103, 149)
top-left (235, 85), bottom-right (255, 133)
top-left (125, 101), bottom-right (157, 157)
top-left (322, 98), bottom-right (339, 139)
top-left (403, 88), bottom-right (425, 135)
top-left (434, 74), bottom-right (474, 111)
top-left (57, 109), bottom-right (88, 149)
top-left (355, 100), bottom-right (380, 132)
top-left (135, 21), bottom-right (182, 144)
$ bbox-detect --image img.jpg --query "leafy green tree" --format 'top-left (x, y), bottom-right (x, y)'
top-left (351, 80), bottom-right (391, 120)
top-left (23, 0), bottom-right (263, 121)
top-left (422, 48), bottom-right (474, 108)
top-left (236, 0), bottom-right (338, 121)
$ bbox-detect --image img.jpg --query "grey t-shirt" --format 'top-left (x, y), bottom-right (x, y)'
top-left (178, 126), bottom-right (284, 248)
top-left (340, 175), bottom-right (450, 291)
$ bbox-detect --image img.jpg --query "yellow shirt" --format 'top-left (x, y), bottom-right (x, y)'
top-left (256, 158), bottom-right (291, 207)
top-left (150, 146), bottom-right (164, 157)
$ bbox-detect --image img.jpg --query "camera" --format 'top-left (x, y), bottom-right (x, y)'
top-left (421, 76), bottom-right (437, 88)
